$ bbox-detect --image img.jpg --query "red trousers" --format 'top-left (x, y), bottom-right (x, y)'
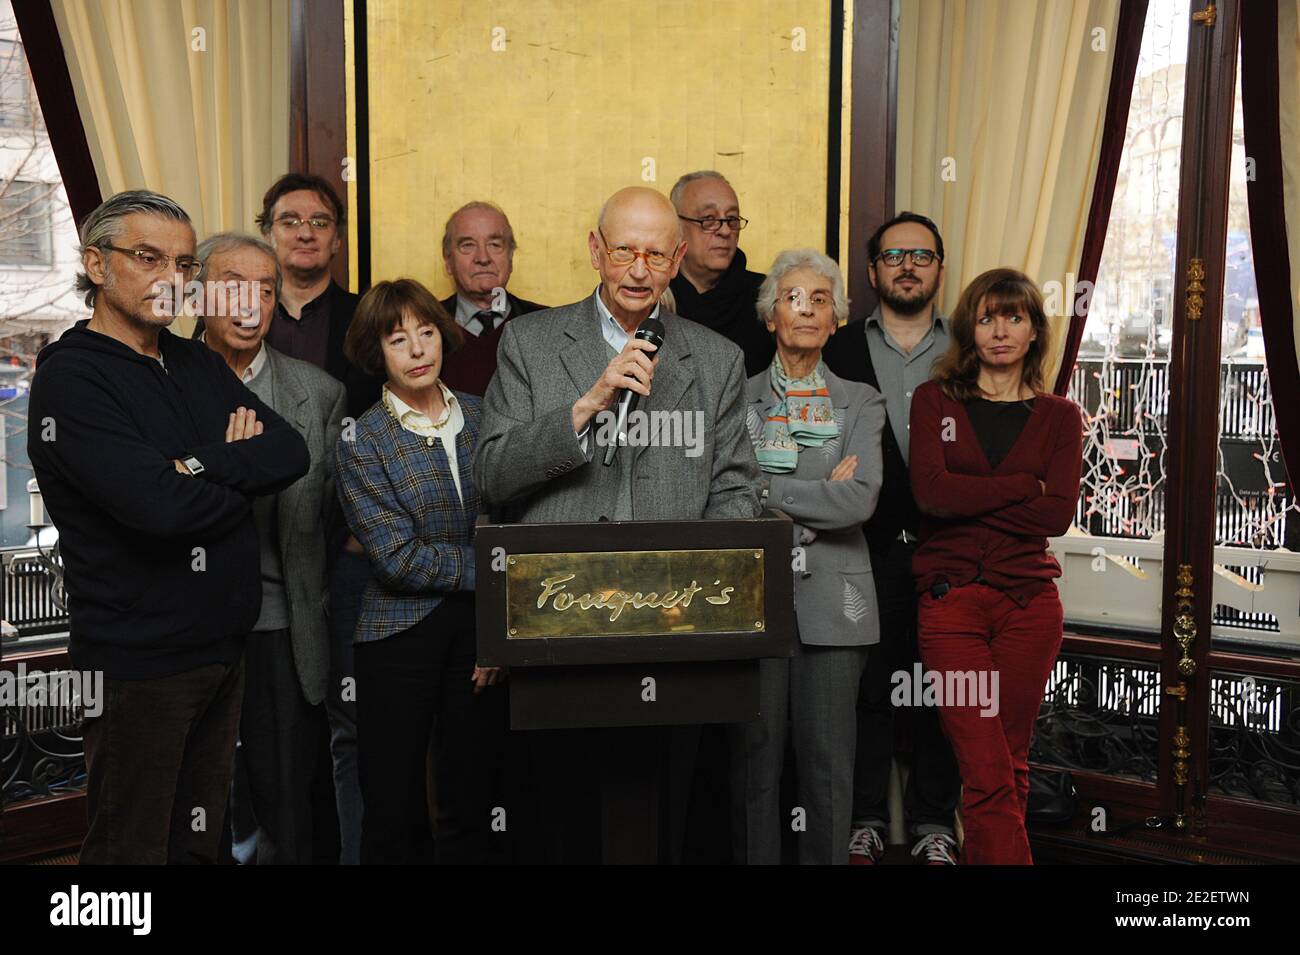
top-left (917, 582), bottom-right (1063, 865)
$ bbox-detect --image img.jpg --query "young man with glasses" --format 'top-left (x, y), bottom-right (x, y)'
top-left (28, 190), bottom-right (309, 864)
top-left (821, 211), bottom-right (963, 865)
top-left (668, 170), bottom-right (774, 377)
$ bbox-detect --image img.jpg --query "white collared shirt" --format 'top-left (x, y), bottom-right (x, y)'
top-left (592, 285), bottom-right (660, 352)
top-left (454, 293), bottom-right (512, 335)
top-left (199, 332), bottom-right (268, 384)
top-left (578, 288), bottom-right (663, 454)
top-left (383, 380), bottom-right (466, 502)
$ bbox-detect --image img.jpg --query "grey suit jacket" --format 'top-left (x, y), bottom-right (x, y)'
top-left (264, 345), bottom-right (347, 704)
top-left (475, 292), bottom-right (760, 523)
top-left (747, 366), bottom-right (887, 647)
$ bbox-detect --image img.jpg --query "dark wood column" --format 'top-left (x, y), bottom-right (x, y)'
top-left (12, 0), bottom-right (102, 225)
top-left (1157, 0), bottom-right (1240, 827)
top-left (290, 0), bottom-right (350, 288)
top-left (845, 0), bottom-right (898, 321)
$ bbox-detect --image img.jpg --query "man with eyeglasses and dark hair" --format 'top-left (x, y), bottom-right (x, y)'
top-left (668, 170), bottom-right (774, 377)
top-left (436, 200), bottom-right (547, 396)
top-left (821, 210), bottom-right (963, 866)
top-left (28, 190), bottom-right (309, 864)
top-left (255, 171), bottom-right (381, 865)
top-left (256, 172), bottom-right (381, 422)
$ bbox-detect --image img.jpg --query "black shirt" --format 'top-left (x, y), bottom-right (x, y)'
top-left (28, 322), bottom-right (310, 679)
top-left (965, 397), bottom-right (1035, 470)
top-left (669, 247), bottom-right (775, 377)
top-left (267, 284), bottom-right (332, 370)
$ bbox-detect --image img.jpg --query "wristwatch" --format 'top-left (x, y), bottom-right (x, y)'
top-left (181, 454), bottom-right (206, 476)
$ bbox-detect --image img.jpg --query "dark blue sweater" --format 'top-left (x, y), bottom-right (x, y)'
top-left (27, 321), bottom-right (310, 680)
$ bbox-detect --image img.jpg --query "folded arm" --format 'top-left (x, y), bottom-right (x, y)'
top-left (976, 404), bottom-right (1084, 537)
top-left (183, 351), bottom-right (310, 495)
top-left (30, 368), bottom-right (251, 540)
top-left (908, 383), bottom-right (1041, 517)
top-left (767, 390), bottom-right (886, 531)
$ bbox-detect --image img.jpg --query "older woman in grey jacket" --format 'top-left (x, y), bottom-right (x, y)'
top-left (731, 249), bottom-right (887, 865)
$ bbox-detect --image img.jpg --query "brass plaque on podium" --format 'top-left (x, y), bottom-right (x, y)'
top-left (505, 548), bottom-right (765, 639)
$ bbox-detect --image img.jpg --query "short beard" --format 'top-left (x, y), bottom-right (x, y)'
top-left (878, 282), bottom-right (937, 316)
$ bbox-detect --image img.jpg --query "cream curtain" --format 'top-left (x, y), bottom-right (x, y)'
top-left (896, 0), bottom-right (1121, 384)
top-left (50, 0), bottom-right (290, 241)
top-left (1281, 0), bottom-right (1300, 373)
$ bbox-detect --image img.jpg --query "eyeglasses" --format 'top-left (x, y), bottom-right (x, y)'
top-left (597, 227), bottom-right (675, 272)
top-left (875, 248), bottom-right (939, 268)
top-left (274, 215), bottom-right (336, 231)
top-left (103, 245), bottom-right (201, 277)
top-left (780, 289), bottom-right (833, 309)
top-left (678, 214), bottom-right (749, 233)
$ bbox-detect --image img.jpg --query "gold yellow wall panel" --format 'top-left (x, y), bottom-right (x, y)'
top-left (365, 0), bottom-right (833, 307)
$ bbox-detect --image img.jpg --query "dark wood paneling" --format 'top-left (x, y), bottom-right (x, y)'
top-left (290, 0), bottom-right (350, 288)
top-left (846, 0), bottom-right (898, 321)
top-left (1157, 0), bottom-right (1242, 823)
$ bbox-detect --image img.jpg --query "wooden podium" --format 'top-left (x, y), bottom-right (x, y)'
top-left (474, 510), bottom-right (795, 863)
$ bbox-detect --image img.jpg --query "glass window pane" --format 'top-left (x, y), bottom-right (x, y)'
top-left (0, 0), bottom-right (83, 559)
top-left (1056, 0), bottom-right (1190, 638)
top-left (1210, 54), bottom-right (1300, 658)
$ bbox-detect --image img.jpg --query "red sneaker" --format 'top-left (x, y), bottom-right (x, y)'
top-left (910, 832), bottom-right (959, 865)
top-left (848, 825), bottom-right (886, 865)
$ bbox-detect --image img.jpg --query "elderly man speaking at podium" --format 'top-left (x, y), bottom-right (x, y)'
top-left (474, 186), bottom-right (761, 862)
top-left (475, 185), bottom-right (758, 521)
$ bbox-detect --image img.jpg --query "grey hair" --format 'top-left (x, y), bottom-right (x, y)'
top-left (669, 170), bottom-right (731, 210)
top-left (756, 249), bottom-right (851, 327)
top-left (75, 190), bottom-right (191, 307)
top-left (196, 232), bottom-right (282, 299)
top-left (441, 201), bottom-right (517, 259)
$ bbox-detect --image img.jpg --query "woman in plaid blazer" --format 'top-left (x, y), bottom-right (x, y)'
top-left (336, 278), bottom-right (505, 865)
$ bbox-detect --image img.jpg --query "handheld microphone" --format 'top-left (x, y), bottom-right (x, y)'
top-left (603, 316), bottom-right (666, 467)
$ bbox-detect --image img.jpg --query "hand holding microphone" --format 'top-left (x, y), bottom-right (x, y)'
top-left (570, 318), bottom-right (664, 436)
top-left (602, 318), bottom-right (666, 466)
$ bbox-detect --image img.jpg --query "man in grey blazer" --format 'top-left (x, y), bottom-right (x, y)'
top-left (474, 187), bottom-right (760, 862)
top-left (475, 188), bottom-right (759, 521)
top-left (197, 233), bottom-right (346, 864)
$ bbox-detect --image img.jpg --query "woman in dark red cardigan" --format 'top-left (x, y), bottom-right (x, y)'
top-left (908, 268), bottom-right (1082, 865)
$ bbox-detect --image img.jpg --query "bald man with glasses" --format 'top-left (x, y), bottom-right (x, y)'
top-left (475, 186), bottom-right (760, 863)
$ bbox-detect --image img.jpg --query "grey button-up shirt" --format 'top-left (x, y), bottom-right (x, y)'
top-left (863, 306), bottom-right (949, 463)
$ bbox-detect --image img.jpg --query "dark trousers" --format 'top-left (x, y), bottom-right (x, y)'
top-left (530, 724), bottom-right (697, 865)
top-left (354, 593), bottom-right (507, 864)
top-left (229, 629), bottom-right (324, 864)
top-left (326, 550), bottom-right (368, 865)
top-left (852, 537), bottom-right (961, 837)
top-left (81, 659), bottom-right (244, 865)
top-left (917, 582), bottom-right (1064, 864)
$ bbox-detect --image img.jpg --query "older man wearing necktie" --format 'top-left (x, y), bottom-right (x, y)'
top-left (437, 201), bottom-right (546, 396)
